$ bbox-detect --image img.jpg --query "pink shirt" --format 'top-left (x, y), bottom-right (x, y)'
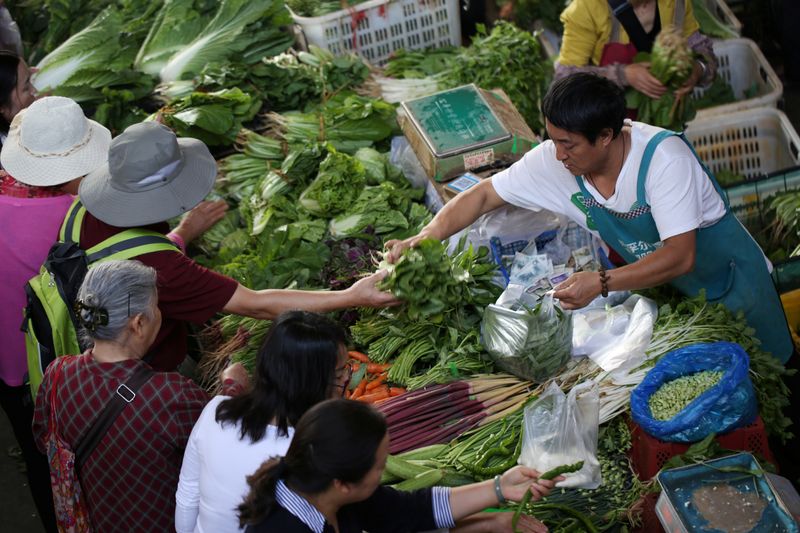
top-left (0, 193), bottom-right (74, 386)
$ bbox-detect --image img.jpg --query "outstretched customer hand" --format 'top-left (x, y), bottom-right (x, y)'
top-left (173, 200), bottom-right (228, 244)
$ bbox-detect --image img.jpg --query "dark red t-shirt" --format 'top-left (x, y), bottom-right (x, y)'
top-left (80, 213), bottom-right (239, 371)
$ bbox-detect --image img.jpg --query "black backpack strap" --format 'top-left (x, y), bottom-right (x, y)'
top-left (74, 364), bottom-right (155, 471)
top-left (607, 0), bottom-right (655, 53)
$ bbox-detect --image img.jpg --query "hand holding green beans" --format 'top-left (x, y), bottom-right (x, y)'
top-left (499, 465), bottom-right (563, 502)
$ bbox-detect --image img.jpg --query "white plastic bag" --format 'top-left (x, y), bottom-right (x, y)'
top-left (466, 205), bottom-right (565, 252)
top-left (519, 381), bottom-right (601, 489)
top-left (572, 295), bottom-right (658, 372)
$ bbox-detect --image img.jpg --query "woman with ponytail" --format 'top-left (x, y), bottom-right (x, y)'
top-left (175, 311), bottom-right (351, 533)
top-left (239, 399), bottom-right (561, 533)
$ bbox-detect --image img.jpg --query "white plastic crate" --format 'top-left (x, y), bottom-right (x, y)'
top-left (684, 107), bottom-right (800, 180)
top-left (692, 38), bottom-right (782, 119)
top-left (289, 0), bottom-right (461, 66)
top-left (703, 0), bottom-right (742, 36)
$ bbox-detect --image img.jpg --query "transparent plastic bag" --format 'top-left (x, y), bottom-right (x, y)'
top-left (519, 381), bottom-right (601, 489)
top-left (481, 292), bottom-right (572, 382)
top-left (572, 294), bottom-right (658, 372)
top-left (466, 205), bottom-right (565, 252)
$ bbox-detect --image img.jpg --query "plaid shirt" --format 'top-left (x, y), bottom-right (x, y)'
top-left (0, 171), bottom-right (67, 198)
top-left (33, 354), bottom-right (208, 532)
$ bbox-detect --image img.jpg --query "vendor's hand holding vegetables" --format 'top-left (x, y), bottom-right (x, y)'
top-left (384, 73), bottom-right (792, 363)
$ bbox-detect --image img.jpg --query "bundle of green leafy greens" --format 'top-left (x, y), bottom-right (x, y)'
top-left (626, 26), bottom-right (697, 129)
top-left (32, 6), bottom-right (160, 133)
top-left (299, 150), bottom-right (367, 217)
top-left (156, 0), bottom-right (293, 82)
top-left (154, 87), bottom-right (260, 146)
top-left (286, 0), bottom-right (370, 17)
top-left (329, 181), bottom-right (426, 239)
top-left (268, 92), bottom-right (397, 153)
top-left (442, 22), bottom-right (551, 133)
top-left (691, 0), bottom-right (738, 39)
top-left (134, 0), bottom-right (219, 77)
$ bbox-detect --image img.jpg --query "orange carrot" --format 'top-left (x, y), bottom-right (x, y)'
top-left (366, 363), bottom-right (391, 374)
top-left (359, 389), bottom-right (391, 403)
top-left (348, 351), bottom-right (370, 363)
top-left (351, 379), bottom-right (368, 400)
top-left (366, 376), bottom-right (386, 391)
top-left (344, 388), bottom-right (352, 399)
top-left (389, 387), bottom-right (407, 397)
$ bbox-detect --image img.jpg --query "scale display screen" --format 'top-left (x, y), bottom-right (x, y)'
top-left (402, 84), bottom-right (511, 157)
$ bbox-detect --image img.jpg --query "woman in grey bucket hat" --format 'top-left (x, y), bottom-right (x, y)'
top-left (76, 122), bottom-right (397, 375)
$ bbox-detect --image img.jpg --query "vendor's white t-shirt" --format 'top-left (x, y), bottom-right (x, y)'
top-left (492, 121), bottom-right (727, 243)
top-left (175, 395), bottom-right (294, 533)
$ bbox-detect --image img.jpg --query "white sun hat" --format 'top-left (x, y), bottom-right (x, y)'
top-left (0, 96), bottom-right (111, 186)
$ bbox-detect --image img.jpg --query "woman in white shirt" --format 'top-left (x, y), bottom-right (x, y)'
top-left (175, 311), bottom-right (351, 533)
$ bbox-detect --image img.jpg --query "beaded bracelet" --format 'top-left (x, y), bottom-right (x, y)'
top-left (599, 265), bottom-right (610, 298)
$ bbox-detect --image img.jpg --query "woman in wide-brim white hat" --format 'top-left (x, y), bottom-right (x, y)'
top-left (0, 95), bottom-right (112, 533)
top-left (2, 95), bottom-right (111, 189)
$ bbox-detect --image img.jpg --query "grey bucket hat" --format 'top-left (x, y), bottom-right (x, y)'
top-left (79, 122), bottom-right (217, 227)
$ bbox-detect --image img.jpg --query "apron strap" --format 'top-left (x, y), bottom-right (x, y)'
top-left (637, 129), bottom-right (731, 210)
top-left (636, 130), bottom-right (675, 206)
top-left (673, 0), bottom-right (686, 28)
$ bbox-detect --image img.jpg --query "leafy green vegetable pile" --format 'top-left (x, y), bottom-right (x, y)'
top-left (691, 0), bottom-right (739, 39)
top-left (626, 27), bottom-right (696, 130)
top-left (648, 370), bottom-right (724, 421)
top-left (286, 0), bottom-right (369, 17)
top-left (156, 87), bottom-right (260, 146)
top-left (381, 22), bottom-right (552, 132)
top-left (443, 22), bottom-right (551, 133)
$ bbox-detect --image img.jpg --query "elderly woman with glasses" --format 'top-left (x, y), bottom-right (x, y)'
top-left (175, 311), bottom-right (350, 533)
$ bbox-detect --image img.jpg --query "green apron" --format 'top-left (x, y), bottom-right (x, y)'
top-left (572, 130), bottom-right (793, 363)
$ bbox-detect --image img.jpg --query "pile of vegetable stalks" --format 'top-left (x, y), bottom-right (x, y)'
top-left (378, 374), bottom-right (534, 454)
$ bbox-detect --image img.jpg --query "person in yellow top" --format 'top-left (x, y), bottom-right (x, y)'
top-left (555, 0), bottom-right (716, 100)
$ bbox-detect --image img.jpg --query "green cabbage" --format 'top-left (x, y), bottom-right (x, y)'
top-left (299, 151), bottom-right (366, 217)
top-left (134, 0), bottom-right (217, 76)
top-left (158, 0), bottom-right (292, 82)
top-left (33, 8), bottom-right (124, 91)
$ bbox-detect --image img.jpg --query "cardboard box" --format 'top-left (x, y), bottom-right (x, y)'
top-left (398, 84), bottom-right (539, 182)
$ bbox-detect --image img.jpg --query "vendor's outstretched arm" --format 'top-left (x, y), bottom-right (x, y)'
top-left (554, 230), bottom-right (696, 309)
top-left (385, 178), bottom-right (508, 262)
top-left (222, 271), bottom-right (398, 320)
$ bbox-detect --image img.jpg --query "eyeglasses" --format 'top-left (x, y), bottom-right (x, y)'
top-left (335, 361), bottom-right (354, 394)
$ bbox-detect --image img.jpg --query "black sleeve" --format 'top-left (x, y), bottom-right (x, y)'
top-left (245, 507), bottom-right (316, 533)
top-left (342, 486), bottom-right (439, 533)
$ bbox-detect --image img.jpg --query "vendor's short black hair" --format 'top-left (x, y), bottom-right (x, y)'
top-left (542, 73), bottom-right (626, 144)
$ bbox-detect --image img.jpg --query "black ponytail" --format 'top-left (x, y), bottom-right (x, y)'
top-left (237, 399), bottom-right (387, 526)
top-left (216, 311), bottom-right (347, 441)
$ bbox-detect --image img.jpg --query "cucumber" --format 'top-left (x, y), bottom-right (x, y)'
top-left (385, 455), bottom-right (434, 480)
top-left (395, 444), bottom-right (448, 461)
top-left (393, 469), bottom-right (444, 491)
